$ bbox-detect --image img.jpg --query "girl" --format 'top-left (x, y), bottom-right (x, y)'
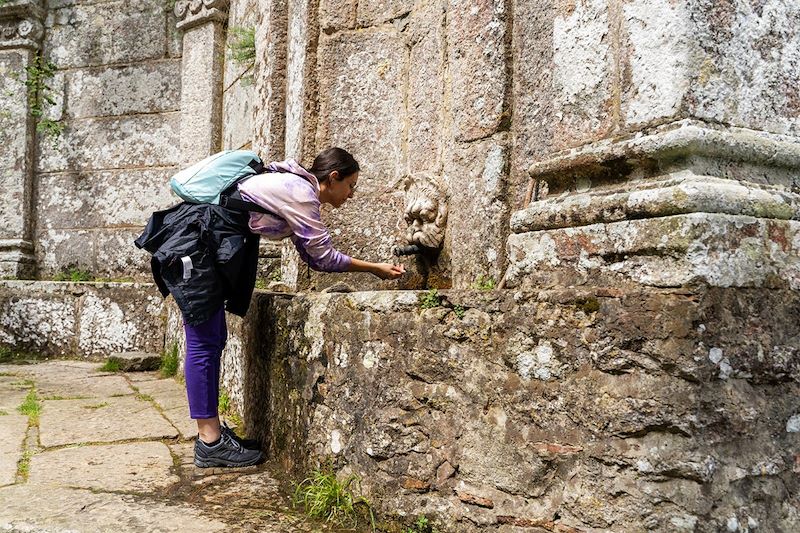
top-left (137, 148), bottom-right (405, 467)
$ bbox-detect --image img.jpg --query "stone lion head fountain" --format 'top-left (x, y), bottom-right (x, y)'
top-left (400, 173), bottom-right (448, 251)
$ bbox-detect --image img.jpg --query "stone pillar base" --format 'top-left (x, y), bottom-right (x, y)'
top-left (507, 120), bottom-right (800, 290)
top-left (0, 239), bottom-right (36, 279)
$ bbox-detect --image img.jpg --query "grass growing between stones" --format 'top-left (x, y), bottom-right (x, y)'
top-left (160, 343), bottom-right (179, 378)
top-left (219, 390), bottom-right (244, 430)
top-left (16, 449), bottom-right (33, 482)
top-left (17, 389), bottom-right (41, 425)
top-left (0, 410), bottom-right (8, 416)
top-left (98, 359), bottom-right (121, 373)
top-left (52, 268), bottom-right (94, 282)
top-left (135, 392), bottom-right (154, 403)
top-left (0, 346), bottom-right (38, 364)
top-left (292, 466), bottom-right (375, 530)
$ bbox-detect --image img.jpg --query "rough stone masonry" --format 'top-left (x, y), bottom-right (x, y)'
top-left (1, 0), bottom-right (799, 531)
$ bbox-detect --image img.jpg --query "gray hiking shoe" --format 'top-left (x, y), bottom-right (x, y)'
top-left (221, 421), bottom-right (261, 450)
top-left (194, 431), bottom-right (263, 468)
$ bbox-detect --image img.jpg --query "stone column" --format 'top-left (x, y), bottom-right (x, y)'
top-left (174, 0), bottom-right (229, 164)
top-left (0, 0), bottom-right (44, 279)
top-left (252, 0), bottom-right (288, 162)
top-left (506, 1), bottom-right (800, 291)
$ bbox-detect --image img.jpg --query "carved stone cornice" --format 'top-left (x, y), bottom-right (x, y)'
top-left (0, 0), bottom-right (45, 50)
top-left (174, 0), bottom-right (229, 31)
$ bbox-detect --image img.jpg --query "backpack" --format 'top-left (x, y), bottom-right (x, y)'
top-left (169, 150), bottom-right (274, 215)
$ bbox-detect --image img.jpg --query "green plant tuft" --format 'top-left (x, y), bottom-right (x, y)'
top-left (18, 389), bottom-right (40, 425)
top-left (135, 392), bottom-right (154, 403)
top-left (227, 27), bottom-right (256, 72)
top-left (218, 390), bottom-right (231, 414)
top-left (453, 304), bottom-right (466, 319)
top-left (17, 55), bottom-right (63, 148)
top-left (419, 288), bottom-right (441, 309)
top-left (98, 359), bottom-right (120, 373)
top-left (53, 268), bottom-right (94, 282)
top-left (0, 410), bottom-right (8, 416)
top-left (471, 274), bottom-right (496, 291)
top-left (405, 515), bottom-right (442, 533)
top-left (292, 465), bottom-right (375, 529)
top-left (160, 343), bottom-right (179, 378)
top-left (17, 449), bottom-right (33, 481)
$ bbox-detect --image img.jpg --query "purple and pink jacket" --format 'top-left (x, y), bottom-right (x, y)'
top-left (237, 159), bottom-right (352, 273)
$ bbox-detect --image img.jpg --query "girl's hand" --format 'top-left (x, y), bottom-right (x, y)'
top-left (371, 262), bottom-right (406, 280)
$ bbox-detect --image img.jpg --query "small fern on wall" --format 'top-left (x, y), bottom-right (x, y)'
top-left (227, 26), bottom-right (256, 75)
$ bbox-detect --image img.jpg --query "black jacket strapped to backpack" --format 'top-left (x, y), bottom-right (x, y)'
top-left (134, 199), bottom-right (261, 326)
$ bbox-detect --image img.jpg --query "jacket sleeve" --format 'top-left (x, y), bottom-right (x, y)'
top-left (282, 199), bottom-right (352, 273)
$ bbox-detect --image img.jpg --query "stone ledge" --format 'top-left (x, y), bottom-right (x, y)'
top-left (527, 120), bottom-right (800, 186)
top-left (506, 213), bottom-right (800, 290)
top-left (0, 281), bottom-right (165, 358)
top-left (511, 174), bottom-right (800, 233)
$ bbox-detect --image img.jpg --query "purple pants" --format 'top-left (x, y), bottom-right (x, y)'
top-left (183, 306), bottom-right (227, 419)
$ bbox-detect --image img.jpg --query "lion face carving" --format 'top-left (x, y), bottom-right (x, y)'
top-left (402, 174), bottom-right (448, 250)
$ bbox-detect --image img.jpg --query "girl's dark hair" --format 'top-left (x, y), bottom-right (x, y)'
top-left (307, 147), bottom-right (360, 183)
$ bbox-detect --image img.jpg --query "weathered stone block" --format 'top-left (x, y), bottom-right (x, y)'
top-left (66, 61), bottom-right (182, 118)
top-left (0, 49), bottom-right (34, 244)
top-left (0, 413), bottom-right (27, 486)
top-left (551, 0), bottom-right (614, 149)
top-left (180, 21), bottom-right (226, 164)
top-left (316, 30), bottom-right (407, 189)
top-left (446, 0), bottom-right (508, 142)
top-left (620, 0), bottom-right (691, 128)
top-left (106, 351), bottom-right (161, 371)
top-left (35, 229), bottom-right (95, 277)
top-left (284, 0), bottom-right (318, 160)
top-left (39, 396), bottom-right (177, 446)
top-left (299, 193), bottom-right (408, 291)
top-left (251, 0), bottom-right (288, 161)
top-left (44, 1), bottom-right (167, 69)
top-left (448, 135), bottom-right (509, 288)
top-left (222, 77), bottom-right (254, 150)
top-left (29, 442), bottom-right (179, 492)
top-left (0, 281), bottom-right (165, 358)
top-left (36, 113), bottom-right (181, 173)
top-left (35, 168), bottom-right (176, 230)
top-left (319, 0), bottom-right (356, 31)
top-left (0, 289), bottom-right (76, 355)
top-left (0, 50), bottom-right (32, 171)
top-left (357, 0), bottom-right (414, 27)
top-left (92, 229), bottom-right (153, 278)
top-left (687, 0), bottom-right (800, 137)
top-left (509, 0), bottom-right (556, 207)
top-left (506, 213), bottom-right (800, 290)
top-left (407, 0), bottom-right (445, 172)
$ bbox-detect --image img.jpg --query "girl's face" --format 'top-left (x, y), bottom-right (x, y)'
top-left (326, 171), bottom-right (359, 208)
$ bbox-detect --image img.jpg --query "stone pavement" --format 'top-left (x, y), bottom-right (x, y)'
top-left (0, 360), bottom-right (341, 533)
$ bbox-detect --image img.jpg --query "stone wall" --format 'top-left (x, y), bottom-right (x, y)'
top-left (33, 0), bottom-right (183, 280)
top-left (168, 288), bottom-right (799, 531)
top-left (0, 280), bottom-right (166, 359)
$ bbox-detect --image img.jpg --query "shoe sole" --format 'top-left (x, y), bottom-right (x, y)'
top-left (194, 454), bottom-right (263, 468)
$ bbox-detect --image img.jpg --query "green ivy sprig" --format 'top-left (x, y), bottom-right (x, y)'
top-left (18, 56), bottom-right (63, 148)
